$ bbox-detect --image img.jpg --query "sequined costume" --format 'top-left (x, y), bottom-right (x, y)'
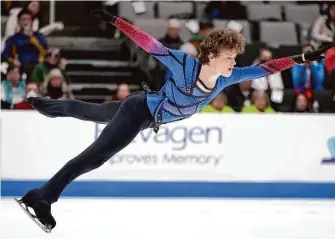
top-left (113, 17), bottom-right (297, 128)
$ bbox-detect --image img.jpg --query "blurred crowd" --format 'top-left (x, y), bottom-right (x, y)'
top-left (1, 0), bottom-right (334, 113)
top-left (1, 0), bottom-right (72, 109)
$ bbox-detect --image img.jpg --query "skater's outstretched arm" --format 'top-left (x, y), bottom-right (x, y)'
top-left (90, 10), bottom-right (188, 72)
top-left (226, 44), bottom-right (335, 85)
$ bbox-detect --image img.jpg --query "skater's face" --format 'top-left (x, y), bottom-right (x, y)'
top-left (209, 48), bottom-right (237, 77)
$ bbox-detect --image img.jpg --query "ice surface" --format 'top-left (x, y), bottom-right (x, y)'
top-left (1, 198), bottom-right (335, 239)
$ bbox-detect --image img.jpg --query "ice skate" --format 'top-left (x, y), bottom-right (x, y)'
top-left (15, 189), bottom-right (56, 233)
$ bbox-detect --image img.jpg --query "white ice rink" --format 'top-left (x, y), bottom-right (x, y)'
top-left (1, 198), bottom-right (335, 239)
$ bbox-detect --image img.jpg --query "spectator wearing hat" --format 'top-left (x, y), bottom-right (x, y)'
top-left (42, 68), bottom-right (74, 100)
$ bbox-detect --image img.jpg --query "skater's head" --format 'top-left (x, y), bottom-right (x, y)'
top-left (6, 64), bottom-right (21, 86)
top-left (199, 28), bottom-right (245, 77)
top-left (116, 83), bottom-right (130, 101)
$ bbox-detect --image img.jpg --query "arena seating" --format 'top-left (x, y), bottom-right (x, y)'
top-left (1, 1), bottom-right (333, 111)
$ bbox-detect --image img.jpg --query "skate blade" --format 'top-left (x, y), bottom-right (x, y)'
top-left (14, 198), bottom-right (53, 233)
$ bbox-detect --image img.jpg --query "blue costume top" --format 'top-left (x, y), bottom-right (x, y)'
top-left (112, 17), bottom-right (298, 127)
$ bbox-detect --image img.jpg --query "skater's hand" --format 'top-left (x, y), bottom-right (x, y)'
top-left (303, 43), bottom-right (335, 62)
top-left (89, 9), bottom-right (117, 25)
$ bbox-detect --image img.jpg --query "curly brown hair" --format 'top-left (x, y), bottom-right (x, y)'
top-left (199, 29), bottom-right (246, 64)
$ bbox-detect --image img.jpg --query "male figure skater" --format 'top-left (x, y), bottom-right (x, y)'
top-left (17, 10), bottom-right (333, 232)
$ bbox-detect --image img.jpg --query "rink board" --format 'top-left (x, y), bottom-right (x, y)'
top-left (2, 112), bottom-right (335, 198)
top-left (2, 180), bottom-right (335, 198)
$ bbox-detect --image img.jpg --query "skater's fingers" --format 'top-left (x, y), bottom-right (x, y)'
top-left (89, 9), bottom-right (116, 24)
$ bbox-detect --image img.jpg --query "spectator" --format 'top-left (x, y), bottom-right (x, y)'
top-left (104, 83), bottom-right (130, 102)
top-left (311, 3), bottom-right (335, 49)
top-left (1, 64), bottom-right (25, 106)
top-left (291, 44), bottom-right (326, 92)
top-left (189, 19), bottom-right (214, 53)
top-left (42, 68), bottom-right (74, 100)
top-left (201, 92), bottom-right (235, 113)
top-left (158, 19), bottom-right (184, 50)
top-left (292, 93), bottom-right (311, 113)
top-left (325, 45), bottom-right (335, 79)
top-left (115, 83), bottom-right (130, 101)
top-left (1, 9), bottom-right (48, 78)
top-left (4, 1), bottom-right (63, 40)
top-left (1, 1), bottom-right (20, 16)
top-left (241, 90), bottom-right (275, 113)
top-left (31, 48), bottom-right (70, 86)
top-left (251, 48), bottom-right (284, 92)
top-left (203, 1), bottom-right (247, 20)
top-left (13, 81), bottom-right (40, 110)
top-left (226, 80), bottom-right (253, 112)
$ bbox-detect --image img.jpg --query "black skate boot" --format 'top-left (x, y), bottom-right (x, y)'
top-left (26, 97), bottom-right (65, 118)
top-left (15, 189), bottom-right (56, 233)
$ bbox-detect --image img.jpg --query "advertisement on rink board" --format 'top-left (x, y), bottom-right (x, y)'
top-left (2, 111), bottom-right (335, 182)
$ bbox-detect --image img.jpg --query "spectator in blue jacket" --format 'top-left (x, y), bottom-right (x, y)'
top-left (1, 8), bottom-right (47, 78)
top-left (290, 44), bottom-right (326, 92)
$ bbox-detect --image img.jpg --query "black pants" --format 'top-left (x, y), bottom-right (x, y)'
top-left (33, 91), bottom-right (155, 204)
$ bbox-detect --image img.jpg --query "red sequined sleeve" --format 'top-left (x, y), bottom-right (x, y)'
top-left (113, 17), bottom-right (169, 56)
top-left (259, 57), bottom-right (298, 74)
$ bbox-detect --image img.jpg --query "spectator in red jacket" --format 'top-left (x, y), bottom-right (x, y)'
top-left (325, 46), bottom-right (335, 77)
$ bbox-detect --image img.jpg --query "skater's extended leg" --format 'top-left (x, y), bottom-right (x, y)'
top-left (21, 92), bottom-right (154, 229)
top-left (28, 97), bottom-right (122, 123)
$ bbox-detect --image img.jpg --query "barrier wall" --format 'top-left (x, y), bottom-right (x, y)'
top-left (2, 111), bottom-right (335, 198)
